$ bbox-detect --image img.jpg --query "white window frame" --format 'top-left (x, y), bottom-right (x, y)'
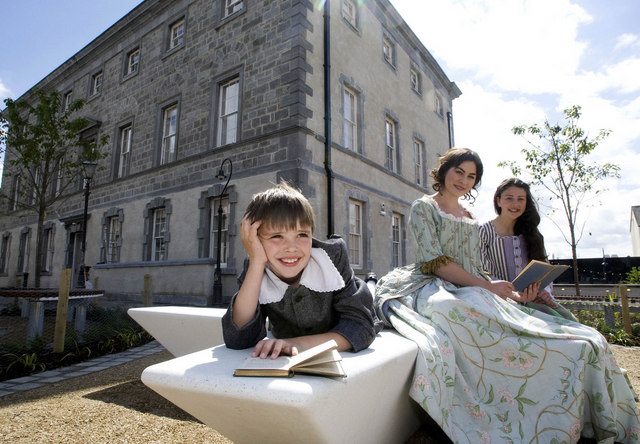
top-left (435, 92), bottom-right (444, 116)
top-left (106, 216), bottom-right (121, 264)
top-left (127, 49), bottom-right (140, 75)
top-left (391, 213), bottom-right (403, 268)
top-left (11, 176), bottom-right (20, 211)
top-left (383, 37), bottom-right (394, 66)
top-left (342, 0), bottom-right (357, 28)
top-left (91, 72), bottom-right (103, 96)
top-left (224, 0), bottom-right (244, 17)
top-left (414, 138), bottom-right (424, 186)
top-left (63, 91), bottom-right (73, 111)
top-left (209, 196), bottom-right (230, 266)
top-left (343, 86), bottom-right (358, 151)
top-left (217, 77), bottom-right (239, 146)
top-left (410, 67), bottom-right (420, 93)
top-left (119, 125), bottom-right (132, 178)
top-left (41, 227), bottom-right (54, 273)
top-left (385, 117), bottom-right (397, 172)
top-left (161, 104), bottom-right (178, 164)
top-left (349, 200), bottom-right (363, 267)
top-left (151, 208), bottom-right (167, 261)
top-left (169, 18), bottom-right (185, 50)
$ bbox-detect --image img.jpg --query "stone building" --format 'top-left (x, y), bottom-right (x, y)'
top-left (0, 0), bottom-right (460, 306)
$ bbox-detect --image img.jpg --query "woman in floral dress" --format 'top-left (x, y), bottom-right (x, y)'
top-left (374, 148), bottom-right (639, 443)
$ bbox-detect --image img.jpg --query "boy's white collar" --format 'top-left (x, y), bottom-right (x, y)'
top-left (259, 247), bottom-right (346, 304)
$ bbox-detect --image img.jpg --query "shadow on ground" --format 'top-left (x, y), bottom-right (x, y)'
top-left (83, 379), bottom-right (200, 422)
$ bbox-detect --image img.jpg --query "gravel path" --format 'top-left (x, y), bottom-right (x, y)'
top-left (1, 346), bottom-right (639, 443)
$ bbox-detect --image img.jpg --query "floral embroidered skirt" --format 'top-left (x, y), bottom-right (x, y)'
top-left (385, 278), bottom-right (640, 443)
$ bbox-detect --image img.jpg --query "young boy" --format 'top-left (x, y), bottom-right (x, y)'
top-left (222, 183), bottom-right (382, 359)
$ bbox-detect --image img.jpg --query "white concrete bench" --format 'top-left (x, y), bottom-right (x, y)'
top-left (129, 305), bottom-right (425, 444)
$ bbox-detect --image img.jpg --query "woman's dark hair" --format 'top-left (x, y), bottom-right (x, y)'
top-left (493, 177), bottom-right (547, 261)
top-left (430, 147), bottom-right (484, 203)
top-left (244, 181), bottom-right (315, 232)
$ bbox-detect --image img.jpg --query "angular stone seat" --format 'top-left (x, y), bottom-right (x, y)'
top-left (128, 306), bottom-right (226, 357)
top-left (129, 305), bottom-right (425, 443)
top-left (141, 330), bottom-right (423, 444)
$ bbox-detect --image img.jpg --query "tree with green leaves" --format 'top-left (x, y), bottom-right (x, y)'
top-left (499, 105), bottom-right (620, 296)
top-left (0, 89), bottom-right (108, 288)
top-left (625, 267), bottom-right (640, 285)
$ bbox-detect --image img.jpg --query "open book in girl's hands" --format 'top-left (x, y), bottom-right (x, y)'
top-left (512, 260), bottom-right (570, 292)
top-left (233, 339), bottom-right (346, 378)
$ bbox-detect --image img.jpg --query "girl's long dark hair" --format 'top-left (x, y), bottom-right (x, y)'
top-left (493, 178), bottom-right (547, 261)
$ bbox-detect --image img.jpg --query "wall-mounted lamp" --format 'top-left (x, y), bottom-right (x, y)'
top-left (379, 203), bottom-right (386, 216)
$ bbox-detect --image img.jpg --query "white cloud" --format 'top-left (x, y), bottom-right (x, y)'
top-left (615, 33), bottom-right (640, 50)
top-left (0, 77), bottom-right (11, 103)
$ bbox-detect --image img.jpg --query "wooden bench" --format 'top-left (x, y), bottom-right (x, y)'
top-left (128, 305), bottom-right (425, 444)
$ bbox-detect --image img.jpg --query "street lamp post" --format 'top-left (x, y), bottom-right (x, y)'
top-left (213, 158), bottom-right (232, 306)
top-left (78, 160), bottom-right (98, 288)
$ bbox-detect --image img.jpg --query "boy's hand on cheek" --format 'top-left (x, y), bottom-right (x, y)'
top-left (252, 338), bottom-right (299, 359)
top-left (241, 216), bottom-right (268, 265)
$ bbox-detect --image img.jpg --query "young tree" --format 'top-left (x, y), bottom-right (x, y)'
top-left (0, 89), bottom-right (107, 287)
top-left (499, 105), bottom-right (620, 296)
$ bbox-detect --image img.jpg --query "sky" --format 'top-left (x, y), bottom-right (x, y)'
top-left (1, 0), bottom-right (639, 259)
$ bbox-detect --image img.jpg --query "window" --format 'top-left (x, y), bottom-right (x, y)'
top-left (53, 154), bottom-right (68, 198)
top-left (63, 91), bottom-right (73, 111)
top-left (90, 71), bottom-right (103, 96)
top-left (152, 208), bottom-right (167, 261)
top-left (391, 213), bottom-right (404, 268)
top-left (198, 185), bottom-right (237, 263)
top-left (10, 175), bottom-right (20, 211)
top-left (101, 208), bottom-right (124, 264)
top-left (410, 67), bottom-right (421, 94)
top-left (383, 36), bottom-right (395, 67)
top-left (0, 233), bottom-right (10, 276)
top-left (224, 0), bottom-right (244, 18)
top-left (126, 48), bottom-right (140, 76)
top-left (385, 117), bottom-right (397, 172)
top-left (209, 196), bottom-right (230, 266)
top-left (348, 200), bottom-right (363, 267)
top-left (435, 92), bottom-right (444, 116)
top-left (217, 77), bottom-right (239, 146)
top-left (413, 138), bottom-right (424, 186)
top-left (31, 169), bottom-right (40, 205)
top-left (41, 223), bottom-right (55, 273)
top-left (106, 216), bottom-right (122, 263)
top-left (117, 124), bottom-right (132, 178)
top-left (343, 86), bottom-right (358, 151)
top-left (342, 0), bottom-right (357, 28)
top-left (17, 229), bottom-right (30, 275)
top-left (169, 18), bottom-right (185, 50)
top-left (161, 104), bottom-right (178, 164)
top-left (143, 198), bottom-right (171, 261)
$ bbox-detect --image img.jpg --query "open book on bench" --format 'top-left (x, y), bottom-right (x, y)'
top-left (234, 339), bottom-right (346, 378)
top-left (512, 260), bottom-right (570, 292)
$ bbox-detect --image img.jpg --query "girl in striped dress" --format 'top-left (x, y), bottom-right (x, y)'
top-left (479, 177), bottom-right (577, 321)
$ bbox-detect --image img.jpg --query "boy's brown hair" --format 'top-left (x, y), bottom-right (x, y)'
top-left (244, 182), bottom-right (315, 232)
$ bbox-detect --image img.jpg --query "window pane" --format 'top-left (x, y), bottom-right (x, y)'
top-left (218, 78), bottom-right (239, 146)
top-left (209, 197), bottom-right (230, 265)
top-left (152, 208), bottom-right (167, 261)
top-left (161, 106), bottom-right (178, 164)
top-left (349, 201), bottom-right (362, 267)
